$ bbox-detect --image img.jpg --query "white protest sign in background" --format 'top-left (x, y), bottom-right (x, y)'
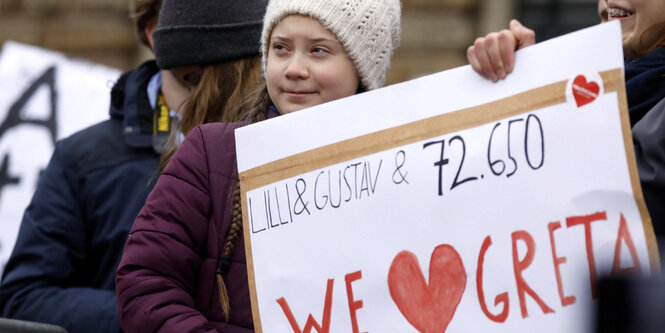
top-left (236, 22), bottom-right (659, 332)
top-left (0, 41), bottom-right (120, 274)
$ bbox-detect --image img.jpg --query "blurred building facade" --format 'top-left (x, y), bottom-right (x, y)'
top-left (517, 0), bottom-right (601, 43)
top-left (0, 0), bottom-right (601, 84)
top-left (0, 0), bottom-right (143, 70)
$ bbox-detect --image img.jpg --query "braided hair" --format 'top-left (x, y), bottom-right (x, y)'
top-left (215, 83), bottom-right (271, 320)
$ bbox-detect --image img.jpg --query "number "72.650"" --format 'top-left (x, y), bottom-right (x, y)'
top-left (423, 114), bottom-right (545, 196)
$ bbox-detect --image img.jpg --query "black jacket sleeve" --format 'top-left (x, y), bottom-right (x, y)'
top-left (0, 140), bottom-right (121, 333)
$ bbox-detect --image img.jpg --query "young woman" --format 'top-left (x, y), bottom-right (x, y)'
top-left (115, 0), bottom-right (401, 331)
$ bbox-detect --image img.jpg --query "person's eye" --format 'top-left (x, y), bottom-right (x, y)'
top-left (312, 47), bottom-right (329, 55)
top-left (272, 43), bottom-right (289, 54)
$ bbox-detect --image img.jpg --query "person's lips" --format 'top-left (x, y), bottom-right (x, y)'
top-left (607, 7), bottom-right (634, 21)
top-left (283, 90), bottom-right (316, 99)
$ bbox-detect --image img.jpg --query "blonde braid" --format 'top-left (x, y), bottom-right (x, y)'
top-left (215, 183), bottom-right (242, 320)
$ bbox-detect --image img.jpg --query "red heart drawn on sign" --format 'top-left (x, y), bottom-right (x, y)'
top-left (388, 245), bottom-right (466, 333)
top-left (572, 75), bottom-right (600, 107)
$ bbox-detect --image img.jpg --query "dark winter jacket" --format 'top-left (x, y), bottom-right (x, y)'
top-left (625, 47), bottom-right (665, 126)
top-left (0, 61), bottom-right (162, 333)
top-left (116, 122), bottom-right (251, 332)
top-left (634, 96), bottom-right (665, 242)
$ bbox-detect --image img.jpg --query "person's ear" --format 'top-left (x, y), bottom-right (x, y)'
top-left (145, 18), bottom-right (157, 49)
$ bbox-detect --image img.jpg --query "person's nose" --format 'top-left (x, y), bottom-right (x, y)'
top-left (284, 54), bottom-right (309, 80)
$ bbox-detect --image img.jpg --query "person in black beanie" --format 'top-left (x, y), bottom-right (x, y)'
top-left (150, 0), bottom-right (268, 171)
top-left (115, 0), bottom-right (267, 331)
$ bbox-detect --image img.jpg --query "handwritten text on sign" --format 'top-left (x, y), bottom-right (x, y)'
top-left (248, 113), bottom-right (544, 231)
top-left (237, 23), bottom-right (658, 333)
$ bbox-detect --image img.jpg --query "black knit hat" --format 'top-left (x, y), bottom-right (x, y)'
top-left (153, 0), bottom-right (268, 69)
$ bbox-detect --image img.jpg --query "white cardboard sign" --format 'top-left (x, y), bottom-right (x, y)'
top-left (236, 22), bottom-right (659, 332)
top-left (0, 41), bottom-right (120, 274)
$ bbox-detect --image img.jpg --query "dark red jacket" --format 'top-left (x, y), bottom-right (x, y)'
top-left (116, 122), bottom-right (253, 332)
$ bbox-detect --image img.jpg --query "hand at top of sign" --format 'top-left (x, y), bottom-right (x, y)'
top-left (467, 19), bottom-right (535, 82)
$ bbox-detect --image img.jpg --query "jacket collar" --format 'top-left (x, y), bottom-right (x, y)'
top-left (267, 105), bottom-right (281, 118)
top-left (109, 60), bottom-right (161, 150)
top-left (625, 47), bottom-right (665, 126)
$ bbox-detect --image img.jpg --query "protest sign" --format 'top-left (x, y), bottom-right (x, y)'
top-left (0, 41), bottom-right (119, 273)
top-left (236, 22), bottom-right (659, 332)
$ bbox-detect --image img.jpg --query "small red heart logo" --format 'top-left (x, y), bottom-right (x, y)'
top-left (572, 75), bottom-right (600, 107)
top-left (388, 245), bottom-right (466, 333)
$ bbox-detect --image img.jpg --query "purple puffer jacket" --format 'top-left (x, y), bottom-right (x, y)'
top-left (116, 122), bottom-right (252, 332)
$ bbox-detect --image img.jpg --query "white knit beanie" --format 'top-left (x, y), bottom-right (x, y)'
top-left (261, 0), bottom-right (402, 91)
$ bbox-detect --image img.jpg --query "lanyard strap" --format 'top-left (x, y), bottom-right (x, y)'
top-left (153, 91), bottom-right (172, 136)
top-left (152, 90), bottom-right (173, 153)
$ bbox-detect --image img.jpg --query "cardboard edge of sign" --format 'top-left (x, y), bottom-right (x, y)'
top-left (611, 70), bottom-right (661, 273)
top-left (240, 68), bottom-right (660, 332)
top-left (241, 182), bottom-right (264, 332)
